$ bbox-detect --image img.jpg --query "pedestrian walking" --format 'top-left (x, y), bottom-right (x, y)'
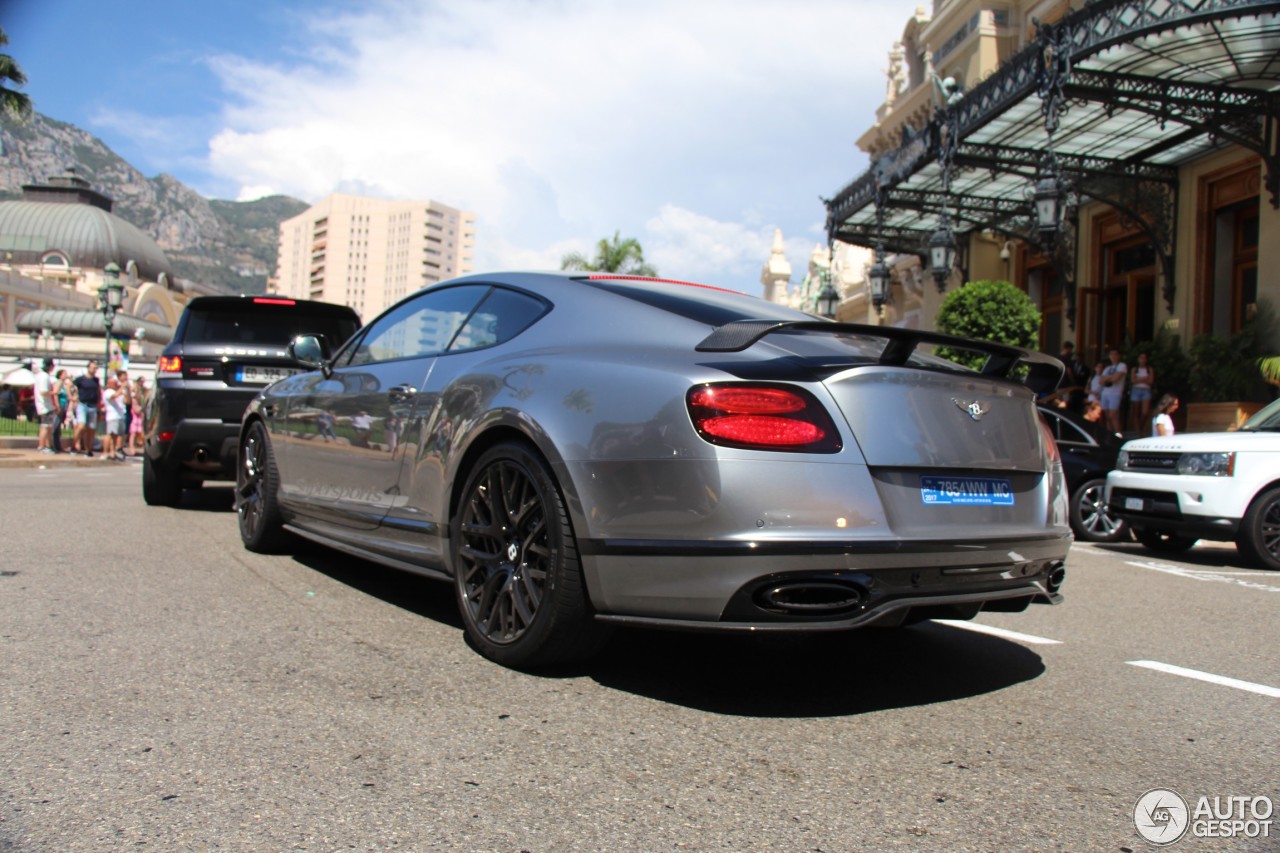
top-left (128, 377), bottom-right (146, 455)
top-left (103, 375), bottom-right (127, 460)
top-left (73, 360), bottom-right (103, 457)
top-left (33, 358), bottom-right (57, 454)
top-left (51, 368), bottom-right (71, 453)
top-left (1152, 393), bottom-right (1179, 436)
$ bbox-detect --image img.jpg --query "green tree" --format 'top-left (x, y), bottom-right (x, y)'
top-left (936, 278), bottom-right (1041, 346)
top-left (0, 29), bottom-right (32, 121)
top-left (561, 231), bottom-right (657, 276)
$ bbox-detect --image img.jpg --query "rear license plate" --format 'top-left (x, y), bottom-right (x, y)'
top-left (920, 477), bottom-right (1014, 506)
top-left (1124, 496), bottom-right (1144, 511)
top-left (237, 366), bottom-right (298, 384)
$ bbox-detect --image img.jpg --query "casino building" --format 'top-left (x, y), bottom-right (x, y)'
top-left (0, 170), bottom-right (207, 368)
top-left (822, 0), bottom-right (1279, 367)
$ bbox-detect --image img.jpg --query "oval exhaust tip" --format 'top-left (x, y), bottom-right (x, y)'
top-left (760, 582), bottom-right (863, 613)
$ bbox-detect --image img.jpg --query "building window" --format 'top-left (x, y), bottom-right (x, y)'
top-left (1197, 158), bottom-right (1261, 336)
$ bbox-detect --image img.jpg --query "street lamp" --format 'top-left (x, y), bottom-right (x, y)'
top-left (868, 256), bottom-right (890, 314)
top-left (816, 276), bottom-right (840, 319)
top-left (929, 218), bottom-right (955, 291)
top-left (99, 262), bottom-right (124, 375)
top-left (1031, 153), bottom-right (1065, 250)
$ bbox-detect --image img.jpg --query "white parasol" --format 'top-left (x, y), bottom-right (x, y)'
top-left (1, 367), bottom-right (36, 386)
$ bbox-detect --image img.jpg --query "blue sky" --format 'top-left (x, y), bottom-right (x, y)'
top-left (5, 0), bottom-right (909, 292)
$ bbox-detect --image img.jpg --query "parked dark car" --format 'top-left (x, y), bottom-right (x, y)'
top-left (235, 272), bottom-right (1071, 669)
top-left (1038, 404), bottom-right (1128, 542)
top-left (143, 295), bottom-right (360, 506)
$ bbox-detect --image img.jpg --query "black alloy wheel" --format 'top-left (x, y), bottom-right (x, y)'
top-left (452, 442), bottom-right (604, 668)
top-left (1133, 526), bottom-right (1198, 553)
top-left (237, 421), bottom-right (289, 553)
top-left (1236, 487), bottom-right (1280, 571)
top-left (1070, 478), bottom-right (1129, 543)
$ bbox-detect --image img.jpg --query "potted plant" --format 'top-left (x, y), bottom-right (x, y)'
top-left (1184, 318), bottom-right (1272, 432)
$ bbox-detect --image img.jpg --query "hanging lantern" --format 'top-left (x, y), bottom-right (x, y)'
top-left (868, 257), bottom-right (890, 313)
top-left (929, 222), bottom-right (955, 291)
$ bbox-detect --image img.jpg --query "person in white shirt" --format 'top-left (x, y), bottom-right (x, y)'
top-left (102, 375), bottom-right (127, 460)
top-left (33, 358), bottom-right (57, 454)
top-left (1152, 393), bottom-right (1179, 436)
top-left (1099, 348), bottom-right (1128, 434)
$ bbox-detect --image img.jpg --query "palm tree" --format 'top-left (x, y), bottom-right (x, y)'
top-left (0, 29), bottom-right (32, 121)
top-left (561, 231), bottom-right (657, 277)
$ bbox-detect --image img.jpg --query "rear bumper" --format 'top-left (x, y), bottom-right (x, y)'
top-left (147, 419), bottom-right (240, 480)
top-left (578, 534), bottom-right (1069, 629)
top-left (147, 382), bottom-right (255, 480)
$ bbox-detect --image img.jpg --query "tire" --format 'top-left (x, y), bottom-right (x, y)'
top-left (142, 453), bottom-right (182, 507)
top-left (236, 421), bottom-right (289, 553)
top-left (1133, 526), bottom-right (1198, 553)
top-left (1069, 478), bottom-right (1129, 543)
top-left (451, 441), bottom-right (606, 668)
top-left (1236, 487), bottom-right (1280, 571)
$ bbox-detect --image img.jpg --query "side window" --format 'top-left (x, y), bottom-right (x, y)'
top-left (346, 286), bottom-right (488, 367)
top-left (1056, 416), bottom-right (1093, 445)
top-left (450, 287), bottom-right (548, 352)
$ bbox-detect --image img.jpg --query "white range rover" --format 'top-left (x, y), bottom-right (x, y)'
top-left (1106, 397), bottom-right (1280, 570)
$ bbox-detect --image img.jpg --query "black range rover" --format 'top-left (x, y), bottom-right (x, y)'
top-left (143, 295), bottom-right (360, 506)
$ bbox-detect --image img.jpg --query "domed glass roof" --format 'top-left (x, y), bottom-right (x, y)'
top-left (0, 198), bottom-right (174, 282)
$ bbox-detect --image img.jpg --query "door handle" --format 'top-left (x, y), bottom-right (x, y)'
top-left (261, 403), bottom-right (278, 418)
top-left (388, 384), bottom-right (417, 403)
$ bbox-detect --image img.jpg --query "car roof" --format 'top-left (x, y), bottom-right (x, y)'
top-left (185, 295), bottom-right (359, 317)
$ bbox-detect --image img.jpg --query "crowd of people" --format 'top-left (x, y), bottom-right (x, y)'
top-left (30, 358), bottom-right (148, 459)
top-left (1056, 342), bottom-right (1179, 437)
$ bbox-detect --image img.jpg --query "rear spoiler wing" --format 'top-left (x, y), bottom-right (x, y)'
top-left (695, 320), bottom-right (1064, 388)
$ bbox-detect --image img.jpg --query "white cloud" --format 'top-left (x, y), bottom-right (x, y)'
top-left (199, 0), bottom-right (906, 277)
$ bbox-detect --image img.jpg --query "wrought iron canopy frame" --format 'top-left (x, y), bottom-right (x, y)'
top-left (825, 0), bottom-right (1280, 320)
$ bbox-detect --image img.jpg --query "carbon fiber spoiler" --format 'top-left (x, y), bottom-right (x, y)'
top-left (695, 320), bottom-right (1064, 386)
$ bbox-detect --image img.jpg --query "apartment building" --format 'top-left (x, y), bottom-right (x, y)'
top-left (276, 194), bottom-right (476, 318)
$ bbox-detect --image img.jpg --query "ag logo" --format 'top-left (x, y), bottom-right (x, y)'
top-left (1134, 788), bottom-right (1189, 845)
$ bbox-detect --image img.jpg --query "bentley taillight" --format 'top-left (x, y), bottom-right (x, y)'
top-left (687, 384), bottom-right (842, 452)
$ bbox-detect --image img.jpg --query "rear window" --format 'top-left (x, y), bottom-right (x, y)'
top-left (181, 302), bottom-right (360, 352)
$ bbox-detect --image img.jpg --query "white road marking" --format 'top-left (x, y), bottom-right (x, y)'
top-left (932, 619), bottom-right (1063, 645)
top-left (1125, 560), bottom-right (1280, 593)
top-left (1127, 660), bottom-right (1280, 698)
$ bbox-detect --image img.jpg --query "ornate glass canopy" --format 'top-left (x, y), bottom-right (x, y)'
top-left (825, 0), bottom-right (1280, 322)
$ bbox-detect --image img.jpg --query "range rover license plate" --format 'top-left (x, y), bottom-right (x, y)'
top-left (921, 477), bottom-right (1014, 506)
top-left (238, 366), bottom-right (298, 384)
top-left (1124, 496), bottom-right (1144, 511)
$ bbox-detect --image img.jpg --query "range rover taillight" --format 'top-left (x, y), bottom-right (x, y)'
top-left (157, 356), bottom-right (182, 376)
top-left (687, 384), bottom-right (842, 452)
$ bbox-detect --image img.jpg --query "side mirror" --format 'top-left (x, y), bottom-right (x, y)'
top-left (288, 334), bottom-right (330, 377)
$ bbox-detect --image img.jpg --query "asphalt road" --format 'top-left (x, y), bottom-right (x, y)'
top-left (1, 466), bottom-right (1277, 852)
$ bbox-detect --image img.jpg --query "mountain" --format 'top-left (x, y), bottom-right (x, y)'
top-left (0, 110), bottom-right (307, 294)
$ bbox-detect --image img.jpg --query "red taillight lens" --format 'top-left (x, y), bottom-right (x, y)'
top-left (252, 297), bottom-right (296, 306)
top-left (157, 355), bottom-right (182, 375)
top-left (687, 384), bottom-right (842, 452)
top-left (1038, 417), bottom-right (1061, 464)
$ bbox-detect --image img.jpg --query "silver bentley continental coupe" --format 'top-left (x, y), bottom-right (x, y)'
top-left (236, 272), bottom-right (1071, 668)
